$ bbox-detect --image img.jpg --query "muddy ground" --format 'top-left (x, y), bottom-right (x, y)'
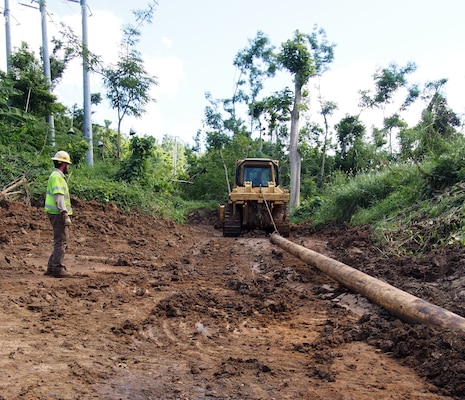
top-left (0, 198), bottom-right (465, 400)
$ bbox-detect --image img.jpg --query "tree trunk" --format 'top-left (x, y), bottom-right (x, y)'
top-left (289, 79), bottom-right (302, 212)
top-left (117, 117), bottom-right (122, 159)
top-left (220, 147), bottom-right (231, 194)
top-left (320, 114), bottom-right (329, 186)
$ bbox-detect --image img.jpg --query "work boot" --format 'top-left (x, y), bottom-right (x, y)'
top-left (51, 265), bottom-right (73, 278)
top-left (44, 267), bottom-right (53, 276)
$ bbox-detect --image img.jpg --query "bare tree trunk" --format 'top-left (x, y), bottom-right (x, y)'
top-left (289, 80), bottom-right (302, 212)
top-left (220, 147), bottom-right (231, 194)
top-left (320, 114), bottom-right (329, 186)
top-left (117, 115), bottom-right (122, 159)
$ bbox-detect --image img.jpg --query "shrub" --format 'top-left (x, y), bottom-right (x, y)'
top-left (311, 164), bottom-right (425, 226)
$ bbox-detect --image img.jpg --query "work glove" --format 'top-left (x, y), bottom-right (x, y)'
top-left (64, 215), bottom-right (72, 226)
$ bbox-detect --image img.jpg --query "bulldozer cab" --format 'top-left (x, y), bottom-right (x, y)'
top-left (236, 159), bottom-right (279, 188)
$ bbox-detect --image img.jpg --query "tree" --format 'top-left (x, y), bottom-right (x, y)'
top-left (278, 27), bottom-right (335, 211)
top-left (203, 94), bottom-right (235, 193)
top-left (5, 42), bottom-right (57, 117)
top-left (102, 2), bottom-right (158, 158)
top-left (116, 135), bottom-right (156, 184)
top-left (383, 113), bottom-right (407, 155)
top-left (299, 121), bottom-right (325, 195)
top-left (233, 31), bottom-right (277, 146)
top-left (0, 78), bottom-right (42, 154)
top-left (261, 88), bottom-right (293, 147)
top-left (359, 62), bottom-right (418, 155)
top-left (372, 62), bottom-right (417, 107)
top-left (0, 83), bottom-right (36, 125)
top-left (318, 98), bottom-right (337, 185)
top-left (335, 115), bottom-right (366, 172)
top-left (414, 80), bottom-right (461, 158)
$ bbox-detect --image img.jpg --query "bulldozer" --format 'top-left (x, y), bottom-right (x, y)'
top-left (218, 158), bottom-right (290, 237)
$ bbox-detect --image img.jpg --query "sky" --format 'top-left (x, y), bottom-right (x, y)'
top-left (1, 0), bottom-right (464, 146)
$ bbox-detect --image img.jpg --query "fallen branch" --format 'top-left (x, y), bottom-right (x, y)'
top-left (1, 176), bottom-right (27, 196)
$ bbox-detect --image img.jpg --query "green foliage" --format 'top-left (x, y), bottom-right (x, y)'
top-left (5, 42), bottom-right (57, 117)
top-left (424, 137), bottom-right (465, 190)
top-left (0, 84), bottom-right (38, 124)
top-left (102, 50), bottom-right (156, 121)
top-left (116, 136), bottom-right (156, 183)
top-left (233, 31), bottom-right (277, 106)
top-left (300, 176), bottom-right (318, 199)
top-left (0, 119), bottom-right (46, 150)
top-left (0, 143), bottom-right (52, 198)
top-left (335, 114), bottom-right (365, 162)
top-left (351, 182), bottom-right (423, 225)
top-left (92, 121), bottom-right (120, 160)
top-left (71, 172), bottom-right (184, 222)
top-left (373, 62), bottom-right (417, 105)
top-left (410, 95), bottom-right (462, 160)
top-left (54, 133), bottom-right (89, 167)
top-left (0, 79), bottom-right (47, 152)
top-left (180, 149), bottom-right (231, 202)
top-left (279, 30), bottom-right (315, 86)
top-left (359, 62), bottom-right (418, 116)
top-left (99, 7), bottom-right (158, 159)
top-left (291, 196), bottom-right (322, 222)
top-left (372, 183), bottom-right (465, 255)
top-left (309, 164), bottom-right (426, 226)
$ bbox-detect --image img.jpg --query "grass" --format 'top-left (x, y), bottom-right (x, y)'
top-left (304, 164), bottom-right (426, 227)
top-left (293, 162), bottom-right (465, 255)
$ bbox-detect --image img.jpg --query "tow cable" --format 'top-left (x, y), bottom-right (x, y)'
top-left (263, 197), bottom-right (279, 235)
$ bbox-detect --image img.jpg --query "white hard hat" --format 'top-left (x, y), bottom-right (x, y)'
top-left (51, 150), bottom-right (72, 164)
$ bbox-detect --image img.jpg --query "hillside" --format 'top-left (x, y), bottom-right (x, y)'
top-left (0, 198), bottom-right (465, 399)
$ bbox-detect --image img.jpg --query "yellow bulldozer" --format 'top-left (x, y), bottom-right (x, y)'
top-left (218, 158), bottom-right (290, 237)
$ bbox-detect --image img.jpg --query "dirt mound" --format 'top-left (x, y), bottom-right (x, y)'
top-left (0, 199), bottom-right (464, 399)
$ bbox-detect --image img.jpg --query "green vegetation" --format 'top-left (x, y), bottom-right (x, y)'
top-left (309, 164), bottom-right (426, 226)
top-left (1, 24), bottom-right (464, 257)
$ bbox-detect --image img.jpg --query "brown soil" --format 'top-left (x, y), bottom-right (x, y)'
top-left (1, 198), bottom-right (465, 400)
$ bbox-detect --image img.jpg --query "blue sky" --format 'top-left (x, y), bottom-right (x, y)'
top-left (2, 0), bottom-right (464, 145)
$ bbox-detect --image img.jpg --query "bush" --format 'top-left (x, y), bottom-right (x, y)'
top-left (427, 149), bottom-right (465, 190)
top-left (310, 164), bottom-right (426, 226)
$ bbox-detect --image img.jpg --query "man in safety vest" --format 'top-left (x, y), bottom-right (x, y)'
top-left (44, 151), bottom-right (73, 278)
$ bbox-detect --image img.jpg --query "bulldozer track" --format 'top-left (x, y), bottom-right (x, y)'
top-left (223, 203), bottom-right (241, 237)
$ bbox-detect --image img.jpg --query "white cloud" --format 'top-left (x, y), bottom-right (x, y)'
top-left (161, 36), bottom-right (172, 48)
top-left (148, 57), bottom-right (184, 98)
top-left (306, 57), bottom-right (465, 137)
top-left (3, 4), bottom-right (185, 142)
top-left (318, 60), bottom-right (377, 114)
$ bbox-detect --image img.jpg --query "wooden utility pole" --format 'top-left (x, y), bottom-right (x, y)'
top-left (271, 233), bottom-right (465, 333)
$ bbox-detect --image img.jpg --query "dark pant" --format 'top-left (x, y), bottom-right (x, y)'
top-left (47, 214), bottom-right (69, 269)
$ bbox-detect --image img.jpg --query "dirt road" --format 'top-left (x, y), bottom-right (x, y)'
top-left (0, 199), bottom-right (464, 399)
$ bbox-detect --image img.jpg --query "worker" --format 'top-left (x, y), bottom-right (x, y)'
top-left (44, 150), bottom-right (73, 278)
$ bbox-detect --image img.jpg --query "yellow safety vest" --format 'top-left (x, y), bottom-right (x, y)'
top-left (44, 169), bottom-right (73, 215)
